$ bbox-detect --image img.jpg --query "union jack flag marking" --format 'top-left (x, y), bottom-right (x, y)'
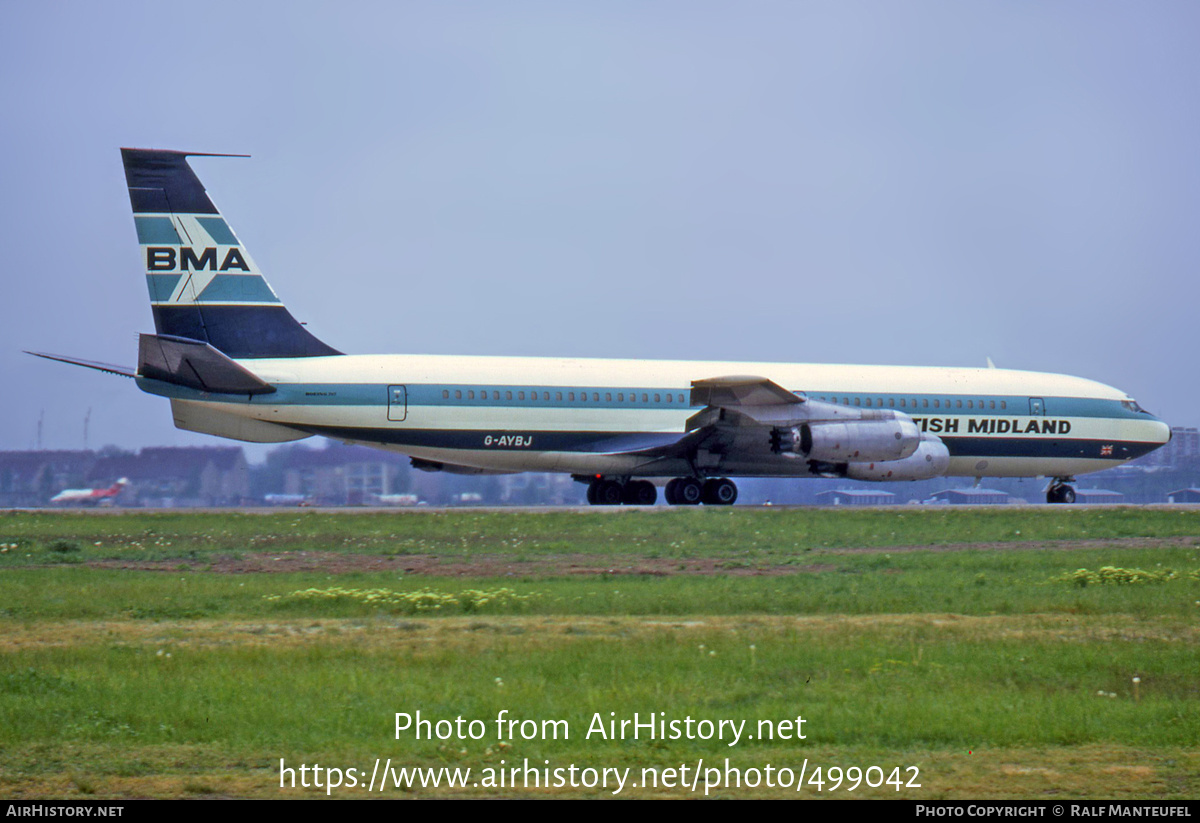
top-left (1100, 445), bottom-right (1114, 456)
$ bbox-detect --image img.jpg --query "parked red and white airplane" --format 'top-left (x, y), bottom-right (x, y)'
top-left (50, 478), bottom-right (128, 506)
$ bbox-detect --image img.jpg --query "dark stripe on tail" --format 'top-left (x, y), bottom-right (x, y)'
top-left (152, 305), bottom-right (341, 359)
top-left (121, 148), bottom-right (237, 214)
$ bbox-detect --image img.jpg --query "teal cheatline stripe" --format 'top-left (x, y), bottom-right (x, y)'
top-left (196, 217), bottom-right (238, 245)
top-left (145, 274), bottom-right (182, 302)
top-left (134, 216), bottom-right (181, 244)
top-left (196, 275), bottom-right (280, 303)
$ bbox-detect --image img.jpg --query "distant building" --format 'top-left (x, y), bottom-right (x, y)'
top-left (928, 488), bottom-right (1014, 505)
top-left (273, 443), bottom-right (412, 505)
top-left (1136, 427), bottom-right (1200, 469)
top-left (1166, 488), bottom-right (1200, 504)
top-left (0, 447), bottom-right (252, 507)
top-left (1073, 488), bottom-right (1124, 505)
top-left (815, 489), bottom-right (897, 506)
top-left (88, 446), bottom-right (249, 507)
top-left (0, 450), bottom-right (98, 507)
top-left (499, 473), bottom-right (583, 505)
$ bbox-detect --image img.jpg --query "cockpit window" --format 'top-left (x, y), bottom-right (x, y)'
top-left (1121, 400), bottom-right (1144, 413)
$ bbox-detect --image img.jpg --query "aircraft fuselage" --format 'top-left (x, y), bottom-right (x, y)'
top-left (137, 353), bottom-right (1170, 480)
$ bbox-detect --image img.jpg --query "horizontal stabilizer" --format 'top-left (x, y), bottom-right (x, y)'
top-left (24, 351), bottom-right (136, 378)
top-left (138, 334), bottom-right (276, 395)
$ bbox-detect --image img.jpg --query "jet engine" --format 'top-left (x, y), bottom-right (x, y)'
top-left (771, 416), bottom-right (921, 463)
top-left (844, 434), bottom-right (950, 481)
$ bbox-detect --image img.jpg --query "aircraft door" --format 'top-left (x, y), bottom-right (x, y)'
top-left (387, 385), bottom-right (407, 421)
top-left (1029, 397), bottom-right (1044, 416)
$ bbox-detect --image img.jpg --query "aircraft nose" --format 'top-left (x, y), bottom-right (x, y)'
top-left (1151, 417), bottom-right (1171, 445)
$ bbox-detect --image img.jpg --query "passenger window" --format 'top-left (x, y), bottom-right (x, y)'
top-left (518, 391), bottom-right (525, 400)
top-left (956, 400), bottom-right (962, 409)
top-left (442, 390), bottom-right (449, 399)
top-left (654, 394), bottom-right (661, 403)
top-left (593, 392), bottom-right (600, 402)
top-left (617, 393), bottom-right (624, 402)
top-left (605, 393), bottom-right (612, 402)
top-left (968, 400), bottom-right (974, 409)
top-left (568, 392), bottom-right (575, 401)
top-left (864, 398), bottom-right (872, 407)
top-left (642, 394), bottom-right (648, 402)
top-left (666, 394), bottom-right (673, 403)
top-left (468, 390), bottom-right (475, 400)
top-left (854, 397), bottom-right (861, 407)
top-left (922, 399), bottom-right (929, 408)
top-left (933, 399), bottom-right (940, 408)
top-left (678, 394), bottom-right (685, 403)
top-left (989, 400), bottom-right (995, 409)
top-left (1000, 401), bottom-right (1006, 410)
top-left (556, 392), bottom-right (562, 401)
top-left (455, 390), bottom-right (462, 400)
top-left (899, 399), bottom-right (906, 408)
top-left (888, 398), bottom-right (895, 408)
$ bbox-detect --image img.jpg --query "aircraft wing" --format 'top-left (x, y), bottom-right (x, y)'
top-left (686, 375), bottom-right (812, 428)
top-left (573, 376), bottom-right (811, 461)
top-left (689, 375), bottom-right (803, 407)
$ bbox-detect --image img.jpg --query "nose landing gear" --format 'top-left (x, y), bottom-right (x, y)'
top-left (1046, 477), bottom-right (1077, 504)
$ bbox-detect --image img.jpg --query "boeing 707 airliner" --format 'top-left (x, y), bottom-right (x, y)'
top-left (28, 149), bottom-right (1171, 505)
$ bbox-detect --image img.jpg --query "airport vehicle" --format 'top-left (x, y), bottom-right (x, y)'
top-left (29, 150), bottom-right (1171, 506)
top-left (49, 478), bottom-right (128, 506)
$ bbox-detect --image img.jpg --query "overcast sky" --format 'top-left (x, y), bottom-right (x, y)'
top-left (3, 1), bottom-right (1198, 459)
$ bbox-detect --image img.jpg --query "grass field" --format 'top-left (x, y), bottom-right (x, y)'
top-left (1, 508), bottom-right (1198, 798)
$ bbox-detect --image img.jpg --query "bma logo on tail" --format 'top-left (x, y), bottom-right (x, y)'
top-left (147, 247), bottom-right (251, 271)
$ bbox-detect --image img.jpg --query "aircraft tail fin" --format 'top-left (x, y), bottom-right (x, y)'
top-left (122, 148), bottom-right (341, 359)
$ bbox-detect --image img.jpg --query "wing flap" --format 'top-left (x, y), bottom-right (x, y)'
top-left (690, 375), bottom-right (804, 408)
top-left (578, 376), bottom-right (813, 460)
top-left (689, 375), bottom-right (817, 428)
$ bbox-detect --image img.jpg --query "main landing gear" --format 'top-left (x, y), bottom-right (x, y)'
top-left (665, 477), bottom-right (738, 506)
top-left (583, 476), bottom-right (738, 506)
top-left (1046, 477), bottom-right (1077, 504)
top-left (586, 478), bottom-right (657, 506)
